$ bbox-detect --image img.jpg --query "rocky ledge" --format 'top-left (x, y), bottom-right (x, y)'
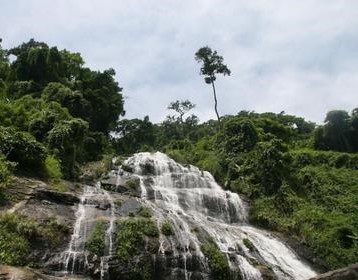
top-left (309, 264), bottom-right (358, 280)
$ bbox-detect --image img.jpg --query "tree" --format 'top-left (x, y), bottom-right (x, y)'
top-left (113, 116), bottom-right (155, 154)
top-left (314, 110), bottom-right (352, 152)
top-left (195, 46), bottom-right (231, 128)
top-left (167, 100), bottom-right (195, 124)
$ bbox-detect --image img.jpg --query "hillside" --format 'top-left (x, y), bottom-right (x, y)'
top-left (0, 40), bottom-right (357, 279)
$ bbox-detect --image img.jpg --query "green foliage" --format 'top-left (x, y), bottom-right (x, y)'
top-left (125, 257), bottom-right (154, 280)
top-left (41, 218), bottom-right (71, 246)
top-left (0, 126), bottom-right (47, 173)
top-left (125, 178), bottom-right (140, 190)
top-left (161, 222), bottom-right (174, 236)
top-left (167, 100), bottom-right (195, 124)
top-left (314, 109), bottom-right (358, 152)
top-left (236, 139), bottom-right (290, 195)
top-left (242, 238), bottom-right (256, 252)
top-left (42, 82), bottom-right (91, 121)
top-left (44, 155), bottom-right (62, 180)
top-left (86, 221), bottom-right (106, 256)
top-left (195, 46), bottom-right (231, 126)
top-left (0, 227), bottom-right (30, 265)
top-left (80, 154), bottom-right (113, 179)
top-left (7, 80), bottom-right (38, 98)
top-left (0, 213), bottom-right (70, 265)
top-left (250, 166), bottom-right (358, 269)
top-left (47, 118), bottom-right (88, 178)
top-left (113, 116), bottom-right (155, 155)
top-left (0, 155), bottom-right (15, 193)
top-left (116, 218), bottom-right (158, 261)
top-left (201, 241), bottom-right (231, 280)
top-left (138, 207), bottom-right (152, 218)
top-left (0, 38), bottom-right (125, 179)
top-left (222, 117), bottom-right (258, 154)
top-left (290, 149), bottom-right (358, 170)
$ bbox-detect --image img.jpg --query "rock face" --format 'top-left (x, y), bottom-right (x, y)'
top-left (309, 264), bottom-right (358, 280)
top-left (0, 153), bottom-right (322, 280)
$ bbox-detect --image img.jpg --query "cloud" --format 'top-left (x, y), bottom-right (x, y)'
top-left (1, 0), bottom-right (357, 123)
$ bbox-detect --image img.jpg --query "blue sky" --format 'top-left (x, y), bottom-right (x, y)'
top-left (1, 0), bottom-right (357, 123)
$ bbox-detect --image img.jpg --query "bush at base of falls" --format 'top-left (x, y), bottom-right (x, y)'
top-left (116, 218), bottom-right (159, 262)
top-left (201, 242), bottom-right (231, 280)
top-left (160, 222), bottom-right (174, 236)
top-left (85, 221), bottom-right (106, 257)
top-left (0, 227), bottom-right (30, 265)
top-left (0, 213), bottom-right (38, 265)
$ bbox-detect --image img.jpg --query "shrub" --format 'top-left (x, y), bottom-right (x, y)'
top-left (138, 207), bottom-right (152, 218)
top-left (116, 218), bottom-right (158, 261)
top-left (0, 227), bottom-right (30, 265)
top-left (161, 222), bottom-right (174, 236)
top-left (0, 126), bottom-right (47, 173)
top-left (243, 238), bottom-right (257, 252)
top-left (86, 221), bottom-right (106, 256)
top-left (44, 154), bottom-right (62, 180)
top-left (0, 155), bottom-right (15, 193)
top-left (0, 213), bottom-right (39, 265)
top-left (125, 178), bottom-right (140, 190)
top-left (201, 241), bottom-right (231, 280)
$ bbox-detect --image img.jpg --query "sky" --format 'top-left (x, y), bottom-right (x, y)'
top-left (1, 0), bottom-right (357, 124)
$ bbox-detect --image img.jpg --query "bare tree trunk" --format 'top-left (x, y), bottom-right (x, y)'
top-left (211, 80), bottom-right (221, 128)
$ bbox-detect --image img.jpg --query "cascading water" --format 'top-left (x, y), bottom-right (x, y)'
top-left (60, 184), bottom-right (116, 279)
top-left (123, 152), bottom-right (317, 280)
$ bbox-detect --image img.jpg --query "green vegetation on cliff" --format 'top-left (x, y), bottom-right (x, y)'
top-left (116, 217), bottom-right (159, 261)
top-left (201, 240), bottom-right (231, 280)
top-left (0, 213), bottom-right (70, 265)
top-left (85, 221), bottom-right (106, 257)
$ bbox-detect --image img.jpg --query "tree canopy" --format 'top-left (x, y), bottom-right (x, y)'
top-left (0, 39), bottom-right (125, 178)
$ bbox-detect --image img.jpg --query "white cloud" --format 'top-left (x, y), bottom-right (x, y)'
top-left (1, 0), bottom-right (357, 123)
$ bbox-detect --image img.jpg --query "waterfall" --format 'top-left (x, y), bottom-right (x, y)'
top-left (57, 151), bottom-right (317, 280)
top-left (60, 184), bottom-right (116, 279)
top-left (124, 152), bottom-right (317, 280)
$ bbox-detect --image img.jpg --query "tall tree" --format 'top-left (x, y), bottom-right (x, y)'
top-left (167, 100), bottom-right (195, 124)
top-left (195, 46), bottom-right (231, 128)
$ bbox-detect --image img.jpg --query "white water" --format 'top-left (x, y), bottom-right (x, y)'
top-left (60, 185), bottom-right (116, 279)
top-left (124, 152), bottom-right (317, 280)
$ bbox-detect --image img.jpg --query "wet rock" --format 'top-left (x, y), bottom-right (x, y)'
top-left (257, 265), bottom-right (277, 280)
top-left (121, 163), bottom-right (134, 173)
top-left (101, 176), bottom-right (117, 189)
top-left (139, 160), bottom-right (156, 175)
top-left (118, 199), bottom-right (142, 216)
top-left (309, 264), bottom-right (358, 280)
top-left (35, 189), bottom-right (79, 205)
